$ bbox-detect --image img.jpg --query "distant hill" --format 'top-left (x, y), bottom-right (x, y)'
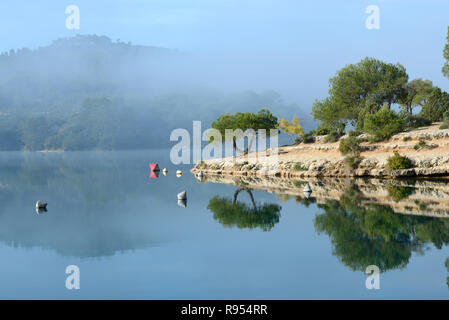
top-left (0, 34), bottom-right (187, 113)
top-left (0, 35), bottom-right (307, 151)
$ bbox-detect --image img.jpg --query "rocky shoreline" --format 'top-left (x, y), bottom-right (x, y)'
top-left (197, 175), bottom-right (449, 218)
top-left (191, 124), bottom-right (449, 178)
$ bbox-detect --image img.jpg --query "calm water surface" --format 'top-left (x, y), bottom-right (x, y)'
top-left (0, 150), bottom-right (448, 299)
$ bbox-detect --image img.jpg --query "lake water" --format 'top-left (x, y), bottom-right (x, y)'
top-left (1, 150), bottom-right (449, 299)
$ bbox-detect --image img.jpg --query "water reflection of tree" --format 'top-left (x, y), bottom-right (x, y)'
top-left (207, 187), bottom-right (281, 231)
top-left (314, 184), bottom-right (449, 273)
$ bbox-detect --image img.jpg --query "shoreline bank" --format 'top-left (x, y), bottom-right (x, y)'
top-left (191, 124), bottom-right (449, 178)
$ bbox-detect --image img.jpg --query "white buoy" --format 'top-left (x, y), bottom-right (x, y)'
top-left (176, 170), bottom-right (182, 177)
top-left (177, 191), bottom-right (187, 200)
top-left (36, 201), bottom-right (47, 209)
top-left (162, 168), bottom-right (168, 176)
top-left (303, 183), bottom-right (312, 193)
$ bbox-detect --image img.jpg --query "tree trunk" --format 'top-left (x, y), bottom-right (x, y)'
top-left (232, 137), bottom-right (245, 155)
top-left (233, 187), bottom-right (257, 212)
top-left (232, 134), bottom-right (256, 156)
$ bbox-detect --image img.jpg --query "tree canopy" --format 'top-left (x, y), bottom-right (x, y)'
top-left (363, 106), bottom-right (404, 141)
top-left (398, 78), bottom-right (434, 115)
top-left (211, 109), bottom-right (278, 154)
top-left (443, 26), bottom-right (449, 79)
top-left (420, 87), bottom-right (449, 122)
top-left (313, 57), bottom-right (408, 131)
top-left (277, 116), bottom-right (304, 143)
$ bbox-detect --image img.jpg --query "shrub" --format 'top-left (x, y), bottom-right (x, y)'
top-left (413, 138), bottom-right (437, 150)
top-left (387, 151), bottom-right (414, 171)
top-left (313, 126), bottom-right (330, 136)
top-left (400, 112), bottom-right (431, 129)
top-left (364, 107), bottom-right (404, 141)
top-left (440, 111), bottom-right (449, 129)
top-left (348, 130), bottom-right (362, 137)
top-left (293, 163), bottom-right (308, 171)
top-left (344, 154), bottom-right (363, 170)
top-left (339, 136), bottom-right (362, 155)
top-left (300, 132), bottom-right (315, 144)
top-left (324, 130), bottom-right (343, 143)
top-left (413, 139), bottom-right (427, 150)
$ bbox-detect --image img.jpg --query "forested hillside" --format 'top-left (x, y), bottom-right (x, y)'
top-left (0, 35), bottom-right (303, 150)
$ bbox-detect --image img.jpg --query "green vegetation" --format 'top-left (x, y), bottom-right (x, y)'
top-left (443, 26), bottom-right (449, 79)
top-left (387, 152), bottom-right (414, 171)
top-left (293, 162), bottom-right (308, 171)
top-left (344, 154), bottom-right (363, 170)
top-left (348, 130), bottom-right (363, 138)
top-left (2, 30), bottom-right (449, 151)
top-left (363, 106), bottom-right (404, 141)
top-left (312, 126), bottom-right (331, 136)
top-left (399, 79), bottom-right (434, 115)
top-left (339, 135), bottom-right (363, 170)
top-left (309, 50), bottom-right (449, 144)
top-left (211, 109), bottom-right (278, 154)
top-left (0, 97), bottom-right (169, 151)
top-left (339, 136), bottom-right (362, 155)
top-left (413, 138), bottom-right (436, 151)
top-left (440, 112), bottom-right (449, 129)
top-left (399, 112), bottom-right (431, 129)
top-left (0, 35), bottom-right (303, 151)
top-left (312, 57), bottom-right (408, 132)
top-left (300, 132), bottom-right (316, 144)
top-left (413, 139), bottom-right (427, 150)
top-left (420, 88), bottom-right (449, 123)
top-left (0, 91), bottom-right (289, 151)
top-left (323, 130), bottom-right (343, 143)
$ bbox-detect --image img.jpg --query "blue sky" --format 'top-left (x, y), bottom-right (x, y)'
top-left (0, 0), bottom-right (448, 106)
